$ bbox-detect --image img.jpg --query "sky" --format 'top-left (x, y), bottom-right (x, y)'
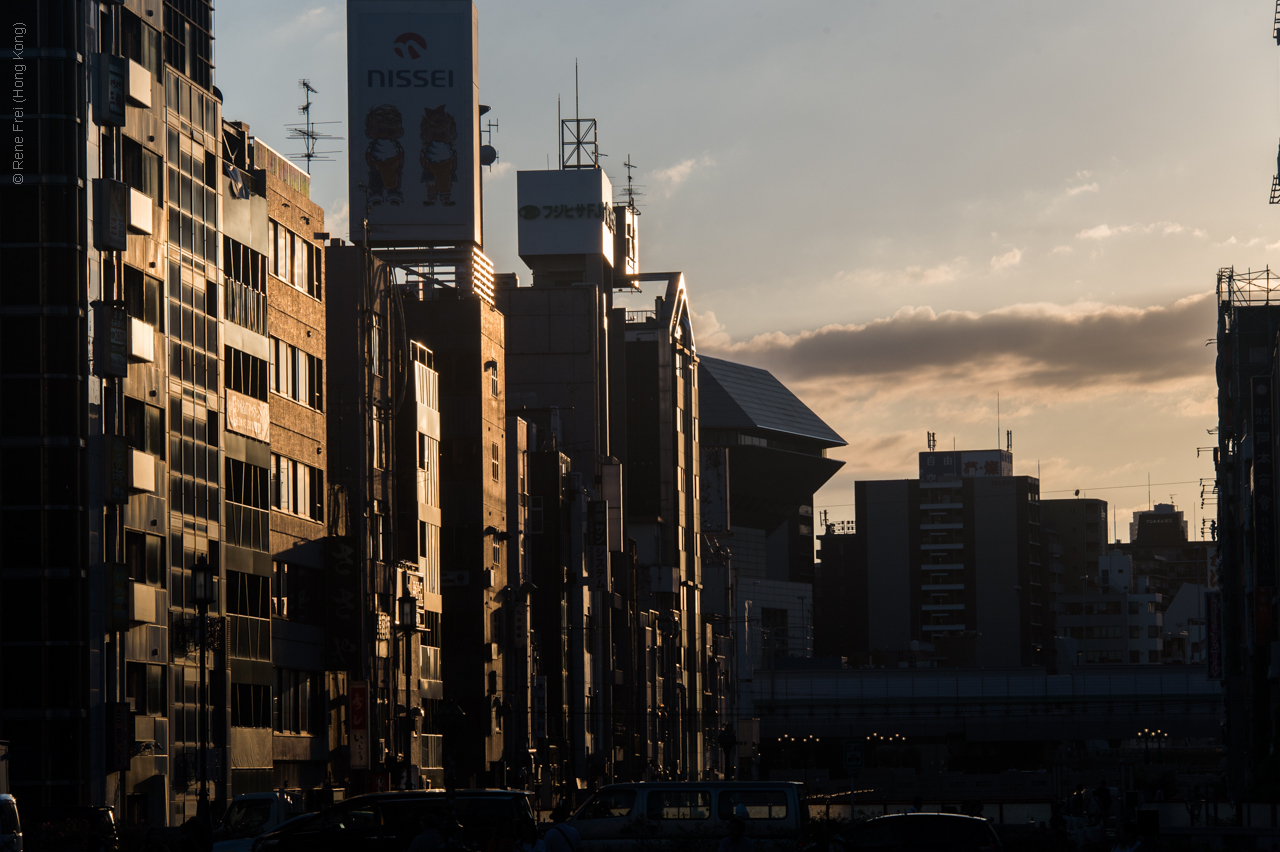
top-left (214, 1), bottom-right (1280, 541)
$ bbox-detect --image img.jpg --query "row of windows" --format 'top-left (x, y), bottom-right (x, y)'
top-left (123, 138), bottom-right (163, 206)
top-left (227, 570), bottom-right (270, 619)
top-left (226, 346), bottom-right (268, 403)
top-left (418, 522), bottom-right (441, 586)
top-left (269, 221), bottom-right (322, 299)
top-left (270, 337), bottom-right (323, 410)
top-left (418, 433), bottom-right (439, 506)
top-left (270, 454), bottom-right (324, 522)
top-left (225, 458), bottom-right (269, 510)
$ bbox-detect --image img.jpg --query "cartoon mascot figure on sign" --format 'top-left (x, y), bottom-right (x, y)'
top-left (364, 104), bottom-right (405, 206)
top-left (419, 104), bottom-right (458, 206)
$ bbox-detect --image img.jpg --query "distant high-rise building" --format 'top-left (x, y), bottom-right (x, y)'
top-left (1040, 498), bottom-right (1108, 595)
top-left (816, 450), bottom-right (1045, 668)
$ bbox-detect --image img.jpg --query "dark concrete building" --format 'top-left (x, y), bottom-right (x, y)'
top-left (816, 451), bottom-right (1045, 668)
top-left (1040, 498), bottom-right (1108, 596)
top-left (0, 0), bottom-right (230, 824)
top-left (1211, 268), bottom-right (1280, 798)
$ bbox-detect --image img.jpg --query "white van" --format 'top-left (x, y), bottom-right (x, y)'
top-left (0, 794), bottom-right (21, 852)
top-left (213, 792), bottom-right (305, 852)
top-left (567, 782), bottom-right (806, 852)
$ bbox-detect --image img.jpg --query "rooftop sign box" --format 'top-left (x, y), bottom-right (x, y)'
top-left (347, 0), bottom-right (481, 246)
top-left (919, 449), bottom-right (1012, 483)
top-left (516, 168), bottom-right (615, 265)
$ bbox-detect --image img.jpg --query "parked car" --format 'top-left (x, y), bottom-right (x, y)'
top-left (18, 805), bottom-right (114, 852)
top-left (213, 792), bottom-right (307, 852)
top-left (257, 790), bottom-right (535, 852)
top-left (566, 782), bottom-right (807, 852)
top-left (837, 814), bottom-right (1003, 852)
top-left (249, 814), bottom-right (320, 852)
top-left (0, 795), bottom-right (20, 852)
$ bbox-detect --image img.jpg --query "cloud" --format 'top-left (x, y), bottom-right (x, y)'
top-left (487, 161), bottom-right (513, 179)
top-left (990, 248), bottom-right (1022, 272)
top-left (1075, 222), bottom-right (1206, 241)
top-left (650, 156), bottom-right (714, 196)
top-left (699, 293), bottom-right (1215, 399)
top-left (1051, 245), bottom-right (1073, 255)
top-left (327, 198), bottom-right (350, 242)
top-left (1065, 182), bottom-right (1099, 196)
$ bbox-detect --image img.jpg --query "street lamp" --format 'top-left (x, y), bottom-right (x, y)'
top-left (192, 556), bottom-right (217, 826)
top-left (397, 595), bottom-right (419, 788)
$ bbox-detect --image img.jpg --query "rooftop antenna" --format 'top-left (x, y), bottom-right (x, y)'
top-left (1006, 429), bottom-right (1012, 453)
top-left (927, 431), bottom-right (936, 451)
top-left (1148, 473), bottom-right (1152, 509)
top-left (996, 392), bottom-right (1000, 449)
top-left (622, 154), bottom-right (645, 211)
top-left (560, 60), bottom-right (599, 169)
top-left (285, 79), bottom-right (343, 175)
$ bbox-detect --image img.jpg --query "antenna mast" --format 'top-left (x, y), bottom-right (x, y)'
top-left (622, 154), bottom-right (644, 211)
top-left (560, 60), bottom-right (599, 169)
top-left (286, 79), bottom-right (343, 175)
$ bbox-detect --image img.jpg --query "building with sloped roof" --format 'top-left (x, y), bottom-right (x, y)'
top-left (697, 357), bottom-right (845, 684)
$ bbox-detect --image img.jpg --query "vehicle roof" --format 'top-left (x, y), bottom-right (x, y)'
top-left (340, 789), bottom-right (533, 803)
top-left (0, 795), bottom-right (14, 803)
top-left (593, 782), bottom-right (802, 789)
top-left (861, 813), bottom-right (990, 823)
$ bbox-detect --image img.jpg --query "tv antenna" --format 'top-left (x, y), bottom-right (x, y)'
top-left (927, 431), bottom-right (936, 451)
top-left (619, 154), bottom-right (645, 211)
top-left (560, 60), bottom-right (599, 169)
top-left (286, 79), bottom-right (343, 175)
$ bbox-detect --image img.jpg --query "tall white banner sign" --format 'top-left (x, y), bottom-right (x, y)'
top-left (347, 0), bottom-right (480, 245)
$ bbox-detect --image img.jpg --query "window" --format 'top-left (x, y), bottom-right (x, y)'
top-left (372, 512), bottom-right (385, 563)
top-left (418, 433), bottom-right (439, 506)
top-left (225, 458), bottom-right (270, 551)
top-left (227, 570), bottom-right (270, 619)
top-left (490, 364), bottom-right (499, 397)
top-left (275, 669), bottom-right (319, 735)
top-left (578, 790), bottom-right (635, 820)
top-left (124, 265), bottom-right (162, 328)
top-left (122, 137), bottom-right (162, 204)
top-left (125, 530), bottom-right (164, 585)
top-left (125, 662), bottom-right (166, 717)
top-left (371, 313), bottom-right (383, 376)
top-left (272, 561), bottom-right (291, 618)
top-left (125, 398), bottom-right (165, 457)
top-left (373, 417), bottom-right (388, 470)
top-left (646, 790), bottom-right (710, 820)
top-left (1148, 624), bottom-right (1159, 639)
top-left (491, 442), bottom-right (500, 481)
top-left (231, 683), bottom-right (271, 728)
top-left (718, 790), bottom-right (788, 820)
top-left (225, 346), bottom-right (268, 402)
top-left (270, 453), bottom-right (325, 522)
top-left (270, 338), bottom-right (323, 410)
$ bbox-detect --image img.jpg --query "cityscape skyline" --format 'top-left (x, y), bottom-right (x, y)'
top-left (211, 0), bottom-right (1272, 537)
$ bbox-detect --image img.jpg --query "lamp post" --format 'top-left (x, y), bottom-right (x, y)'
top-left (192, 556), bottom-right (217, 826)
top-left (398, 594), bottom-right (419, 788)
top-left (437, 700), bottom-right (467, 850)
